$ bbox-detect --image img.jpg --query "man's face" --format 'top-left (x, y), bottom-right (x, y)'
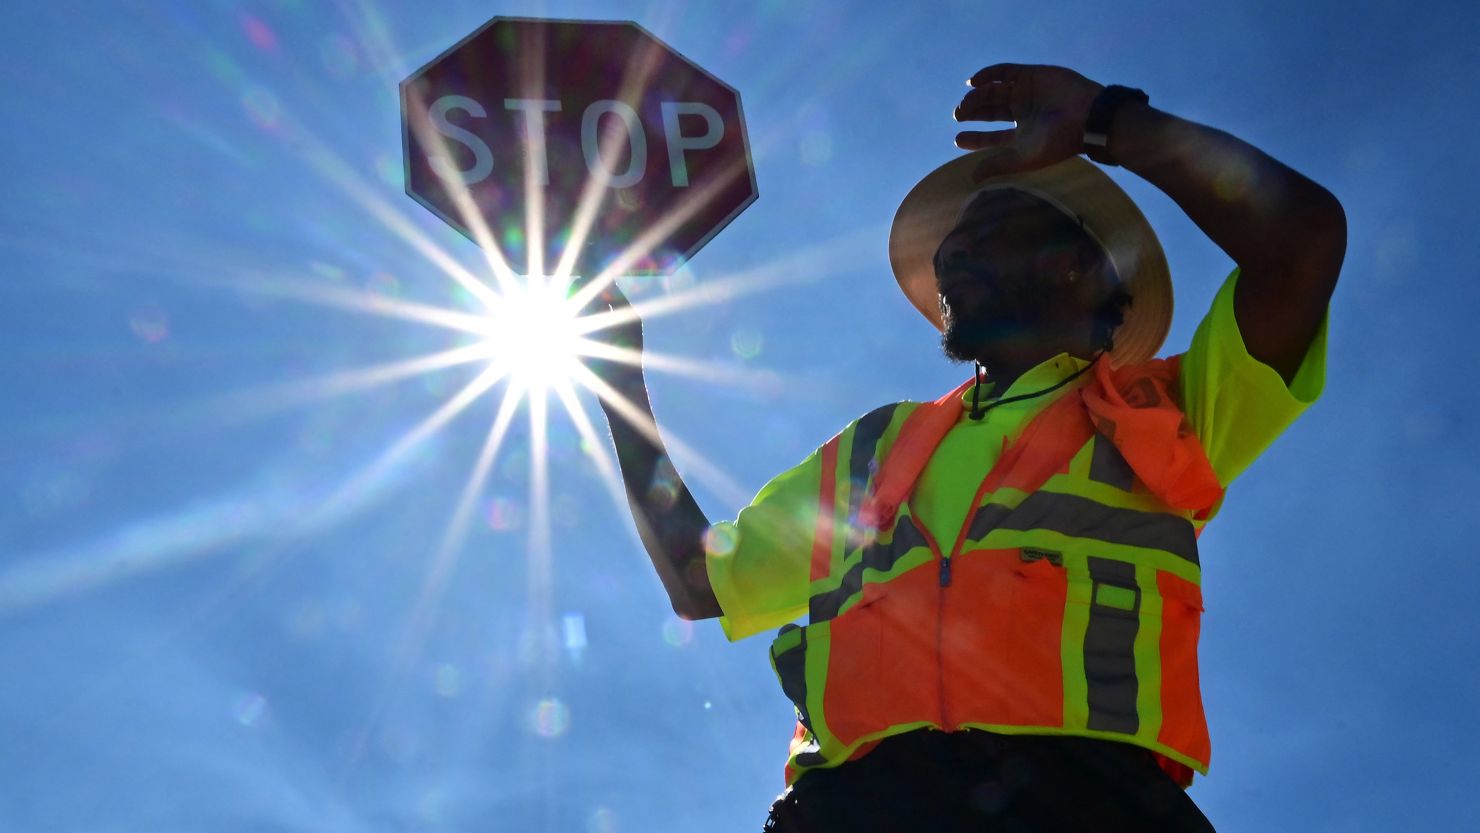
top-left (933, 189), bottom-right (1099, 363)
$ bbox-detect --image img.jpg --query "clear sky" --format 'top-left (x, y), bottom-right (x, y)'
top-left (2, 1), bottom-right (1477, 831)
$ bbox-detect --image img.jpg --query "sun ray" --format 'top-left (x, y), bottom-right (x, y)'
top-left (198, 341), bottom-right (498, 423)
top-left (525, 383), bottom-right (558, 687)
top-left (337, 0), bottom-right (413, 85)
top-left (569, 362), bottom-right (751, 507)
top-left (565, 15), bottom-right (903, 304)
top-left (0, 365), bottom-right (507, 615)
top-left (551, 32), bottom-right (669, 281)
top-left (516, 23), bottom-right (552, 279)
top-left (291, 122), bottom-right (509, 306)
top-left (391, 378), bottom-right (527, 665)
top-left (572, 339), bottom-right (785, 393)
top-left (567, 153), bottom-right (754, 312)
top-left (571, 221), bottom-right (886, 338)
top-left (225, 267), bottom-right (498, 335)
top-left (548, 380), bottom-right (679, 572)
top-left (315, 361), bottom-right (509, 519)
top-left (550, 381), bottom-right (620, 486)
top-left (548, 381), bottom-right (676, 567)
top-left (400, 85), bottom-right (525, 296)
top-left (338, 0), bottom-right (525, 294)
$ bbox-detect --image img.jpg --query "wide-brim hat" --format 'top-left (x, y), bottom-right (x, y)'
top-left (888, 153), bottom-right (1171, 366)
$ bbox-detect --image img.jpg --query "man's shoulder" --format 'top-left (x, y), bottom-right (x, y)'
top-left (834, 400), bottom-right (922, 442)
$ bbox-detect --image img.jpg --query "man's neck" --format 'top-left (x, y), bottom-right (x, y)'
top-left (978, 346), bottom-right (1088, 392)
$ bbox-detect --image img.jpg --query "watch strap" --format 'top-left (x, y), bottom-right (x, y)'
top-left (1083, 85), bottom-right (1149, 166)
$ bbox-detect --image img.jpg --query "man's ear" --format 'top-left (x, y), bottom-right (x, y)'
top-left (1034, 243), bottom-right (1079, 287)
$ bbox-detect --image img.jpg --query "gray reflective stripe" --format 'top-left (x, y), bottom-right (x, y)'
top-left (771, 624), bottom-right (814, 734)
top-left (1085, 557), bottom-right (1140, 734)
top-left (1089, 434), bottom-right (1136, 491)
top-left (809, 514), bottom-right (928, 623)
top-left (846, 404), bottom-right (899, 530)
top-left (965, 492), bottom-right (1198, 565)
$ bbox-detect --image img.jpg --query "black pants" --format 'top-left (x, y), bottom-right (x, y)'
top-left (762, 730), bottom-right (1215, 833)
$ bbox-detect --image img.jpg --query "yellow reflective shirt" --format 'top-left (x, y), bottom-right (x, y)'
top-left (707, 268), bottom-right (1327, 641)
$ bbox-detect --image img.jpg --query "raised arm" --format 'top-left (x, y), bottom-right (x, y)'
top-left (955, 64), bottom-right (1346, 382)
top-left (585, 290), bottom-right (722, 621)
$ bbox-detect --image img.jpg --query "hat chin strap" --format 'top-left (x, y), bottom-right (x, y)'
top-left (967, 352), bottom-right (1104, 422)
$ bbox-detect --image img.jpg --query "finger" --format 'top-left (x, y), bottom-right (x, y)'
top-left (955, 129), bottom-right (1016, 152)
top-left (956, 132), bottom-right (1032, 182)
top-left (968, 63), bottom-right (1026, 87)
top-left (954, 85), bottom-right (1015, 123)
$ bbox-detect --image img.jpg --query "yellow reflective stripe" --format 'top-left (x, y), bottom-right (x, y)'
top-left (1095, 584), bottom-right (1137, 611)
top-left (1133, 562), bottom-right (1165, 746)
top-left (772, 623), bottom-right (804, 654)
top-left (799, 619), bottom-right (840, 755)
top-left (1060, 574), bottom-right (1092, 732)
top-left (819, 425), bottom-right (853, 582)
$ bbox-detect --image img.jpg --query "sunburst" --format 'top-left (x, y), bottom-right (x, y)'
top-left (0, 7), bottom-right (887, 780)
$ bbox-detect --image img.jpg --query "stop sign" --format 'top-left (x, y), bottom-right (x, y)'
top-left (400, 17), bottom-right (757, 278)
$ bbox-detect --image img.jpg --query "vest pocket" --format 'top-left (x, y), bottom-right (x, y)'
top-left (944, 549), bottom-right (1068, 728)
top-left (825, 563), bottom-right (940, 745)
top-left (774, 562), bottom-right (943, 748)
top-left (1062, 558), bottom-right (1209, 764)
top-left (1154, 571), bottom-right (1210, 764)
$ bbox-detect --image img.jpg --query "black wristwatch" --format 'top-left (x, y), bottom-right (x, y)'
top-left (1082, 85), bottom-right (1149, 166)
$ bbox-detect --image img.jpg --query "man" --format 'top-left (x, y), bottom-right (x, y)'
top-left (593, 64), bottom-right (1344, 831)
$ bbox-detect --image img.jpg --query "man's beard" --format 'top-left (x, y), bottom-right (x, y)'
top-left (939, 286), bottom-right (1054, 363)
top-left (941, 316), bottom-right (1038, 363)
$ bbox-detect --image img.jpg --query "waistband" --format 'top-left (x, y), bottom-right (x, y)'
top-left (797, 728), bottom-right (1165, 792)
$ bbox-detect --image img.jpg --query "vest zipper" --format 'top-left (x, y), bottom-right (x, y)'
top-left (915, 522), bottom-right (954, 732)
top-left (937, 578), bottom-right (951, 731)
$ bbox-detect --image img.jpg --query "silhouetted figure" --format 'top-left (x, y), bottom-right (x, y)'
top-left (594, 64), bottom-right (1344, 832)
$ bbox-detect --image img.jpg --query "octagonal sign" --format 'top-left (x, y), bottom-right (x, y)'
top-left (401, 17), bottom-right (757, 277)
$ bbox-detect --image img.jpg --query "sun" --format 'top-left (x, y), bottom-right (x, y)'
top-left (479, 275), bottom-right (589, 392)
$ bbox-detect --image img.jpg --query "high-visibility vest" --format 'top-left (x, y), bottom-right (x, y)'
top-left (769, 356), bottom-right (1225, 788)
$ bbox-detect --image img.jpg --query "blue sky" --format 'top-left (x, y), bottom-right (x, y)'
top-left (2, 1), bottom-right (1477, 831)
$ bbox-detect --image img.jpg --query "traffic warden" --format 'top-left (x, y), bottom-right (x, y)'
top-left (593, 64), bottom-right (1345, 832)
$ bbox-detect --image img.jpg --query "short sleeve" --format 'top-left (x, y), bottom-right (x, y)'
top-left (706, 447), bottom-right (824, 641)
top-left (1179, 267), bottom-right (1328, 489)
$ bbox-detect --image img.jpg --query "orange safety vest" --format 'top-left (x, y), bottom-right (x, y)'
top-left (769, 356), bottom-right (1224, 788)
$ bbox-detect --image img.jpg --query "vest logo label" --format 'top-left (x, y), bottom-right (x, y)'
top-left (1019, 547), bottom-right (1063, 567)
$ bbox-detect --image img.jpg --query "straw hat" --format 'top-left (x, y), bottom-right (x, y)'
top-left (888, 153), bottom-right (1172, 366)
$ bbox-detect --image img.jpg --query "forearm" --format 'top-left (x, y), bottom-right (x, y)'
top-left (600, 375), bottom-right (722, 620)
top-left (1110, 103), bottom-right (1344, 274)
top-left (1109, 102), bottom-right (1346, 379)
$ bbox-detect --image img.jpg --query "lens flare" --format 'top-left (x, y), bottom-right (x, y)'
top-left (529, 697), bottom-right (571, 738)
